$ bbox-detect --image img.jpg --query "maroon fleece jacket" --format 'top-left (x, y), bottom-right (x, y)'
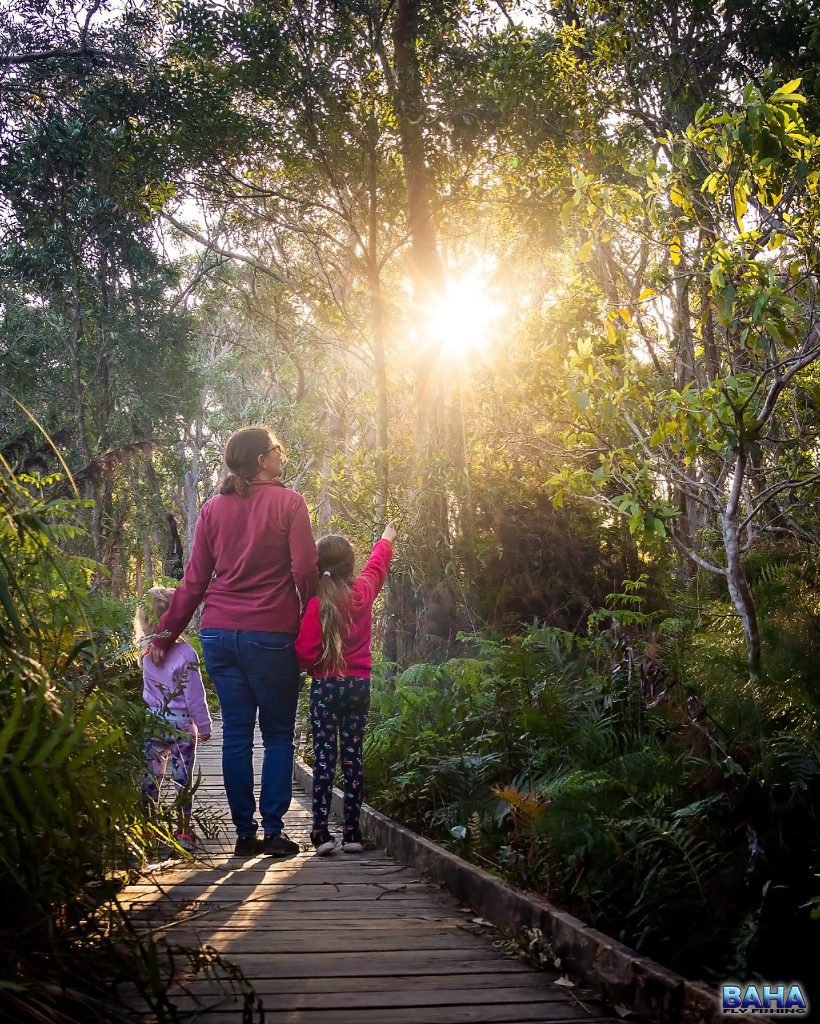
top-left (155, 480), bottom-right (318, 651)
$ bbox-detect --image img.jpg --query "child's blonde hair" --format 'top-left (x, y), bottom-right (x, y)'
top-left (316, 535), bottom-right (356, 675)
top-left (134, 585), bottom-right (176, 645)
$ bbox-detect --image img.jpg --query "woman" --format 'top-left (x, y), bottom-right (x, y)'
top-left (149, 426), bottom-right (318, 857)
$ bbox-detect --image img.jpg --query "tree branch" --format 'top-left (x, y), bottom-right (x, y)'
top-left (739, 470), bottom-right (820, 532)
top-left (668, 529), bottom-right (728, 576)
top-left (161, 214), bottom-right (295, 286)
top-left (0, 45), bottom-right (106, 65)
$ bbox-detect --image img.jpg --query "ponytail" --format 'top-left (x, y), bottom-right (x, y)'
top-left (219, 473), bottom-right (251, 497)
top-left (318, 575), bottom-right (349, 675)
top-left (316, 535), bottom-right (356, 675)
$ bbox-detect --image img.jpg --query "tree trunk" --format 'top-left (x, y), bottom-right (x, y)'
top-left (390, 0), bottom-right (447, 447)
top-left (183, 417), bottom-right (203, 560)
top-left (452, 374), bottom-right (475, 585)
top-left (142, 537), bottom-right (154, 585)
top-left (721, 450), bottom-right (761, 677)
top-left (388, 0), bottom-right (455, 656)
top-left (366, 143), bottom-right (390, 523)
top-left (163, 513), bottom-right (184, 579)
top-left (365, 141), bottom-right (404, 669)
top-left (391, 0), bottom-right (446, 303)
top-left (315, 397), bottom-right (347, 536)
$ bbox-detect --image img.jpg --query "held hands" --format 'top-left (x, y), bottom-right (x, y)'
top-left (381, 519), bottom-right (398, 544)
top-left (148, 643), bottom-right (166, 667)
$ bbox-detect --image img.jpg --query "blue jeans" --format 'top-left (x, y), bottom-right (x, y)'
top-left (200, 630), bottom-right (299, 838)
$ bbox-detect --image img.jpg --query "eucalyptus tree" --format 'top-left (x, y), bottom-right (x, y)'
top-left (554, 83), bottom-right (820, 677)
top-left (0, 0), bottom-right (197, 581)
top-left (159, 0), bottom-right (592, 653)
top-left (541, 0), bottom-right (820, 559)
top-left (163, 1), bottom-right (414, 518)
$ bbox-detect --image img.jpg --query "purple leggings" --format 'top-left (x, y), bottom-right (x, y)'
top-left (141, 716), bottom-right (198, 826)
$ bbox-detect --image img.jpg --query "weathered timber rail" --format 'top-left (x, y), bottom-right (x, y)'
top-left (123, 718), bottom-right (737, 1023)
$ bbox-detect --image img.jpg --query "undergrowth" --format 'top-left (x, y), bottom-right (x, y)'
top-left (0, 468), bottom-right (256, 1022)
top-left (364, 571), bottom-right (820, 991)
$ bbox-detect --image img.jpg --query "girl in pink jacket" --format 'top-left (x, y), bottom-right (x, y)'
top-left (295, 522), bottom-right (397, 855)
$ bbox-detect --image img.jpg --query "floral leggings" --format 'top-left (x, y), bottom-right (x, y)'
top-left (310, 676), bottom-right (370, 832)
top-left (141, 715), bottom-right (198, 827)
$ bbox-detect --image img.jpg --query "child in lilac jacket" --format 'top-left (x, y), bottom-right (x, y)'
top-left (136, 586), bottom-right (212, 849)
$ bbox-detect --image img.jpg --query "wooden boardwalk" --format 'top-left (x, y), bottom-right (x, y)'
top-left (125, 720), bottom-right (618, 1023)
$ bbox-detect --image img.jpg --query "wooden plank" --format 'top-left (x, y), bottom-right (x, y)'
top-left (155, 929), bottom-right (495, 953)
top-left (175, 973), bottom-right (556, 997)
top-left (160, 1006), bottom-right (619, 1024)
top-left (132, 903), bottom-right (464, 921)
top-left (173, 984), bottom-right (570, 1009)
top-left (168, 951), bottom-right (532, 978)
top-left (150, 916), bottom-right (478, 931)
top-left (139, 864), bottom-right (413, 882)
top-left (126, 877), bottom-right (427, 890)
top-left (125, 872), bottom-right (425, 887)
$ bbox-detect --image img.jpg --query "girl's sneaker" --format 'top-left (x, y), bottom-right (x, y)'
top-left (342, 827), bottom-right (364, 853)
top-left (173, 829), bottom-right (197, 852)
top-left (310, 828), bottom-right (337, 856)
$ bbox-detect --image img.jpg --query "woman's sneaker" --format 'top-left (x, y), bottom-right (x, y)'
top-left (310, 828), bottom-right (337, 856)
top-left (262, 832), bottom-right (300, 857)
top-left (342, 827), bottom-right (364, 853)
top-left (233, 835), bottom-right (261, 857)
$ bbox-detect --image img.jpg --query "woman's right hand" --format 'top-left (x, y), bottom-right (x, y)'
top-left (381, 520), bottom-right (398, 544)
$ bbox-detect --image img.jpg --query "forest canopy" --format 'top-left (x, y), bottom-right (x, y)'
top-left (2, 0), bottom-right (819, 668)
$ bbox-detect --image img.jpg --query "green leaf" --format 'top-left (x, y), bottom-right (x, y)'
top-left (718, 283), bottom-right (736, 326)
top-left (0, 690), bottom-right (25, 762)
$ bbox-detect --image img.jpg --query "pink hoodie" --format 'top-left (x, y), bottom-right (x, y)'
top-left (295, 539), bottom-right (392, 679)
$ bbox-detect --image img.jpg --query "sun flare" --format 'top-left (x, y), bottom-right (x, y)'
top-left (426, 270), bottom-right (506, 359)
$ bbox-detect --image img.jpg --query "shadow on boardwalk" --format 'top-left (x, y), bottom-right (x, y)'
top-left (123, 723), bottom-right (619, 1024)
